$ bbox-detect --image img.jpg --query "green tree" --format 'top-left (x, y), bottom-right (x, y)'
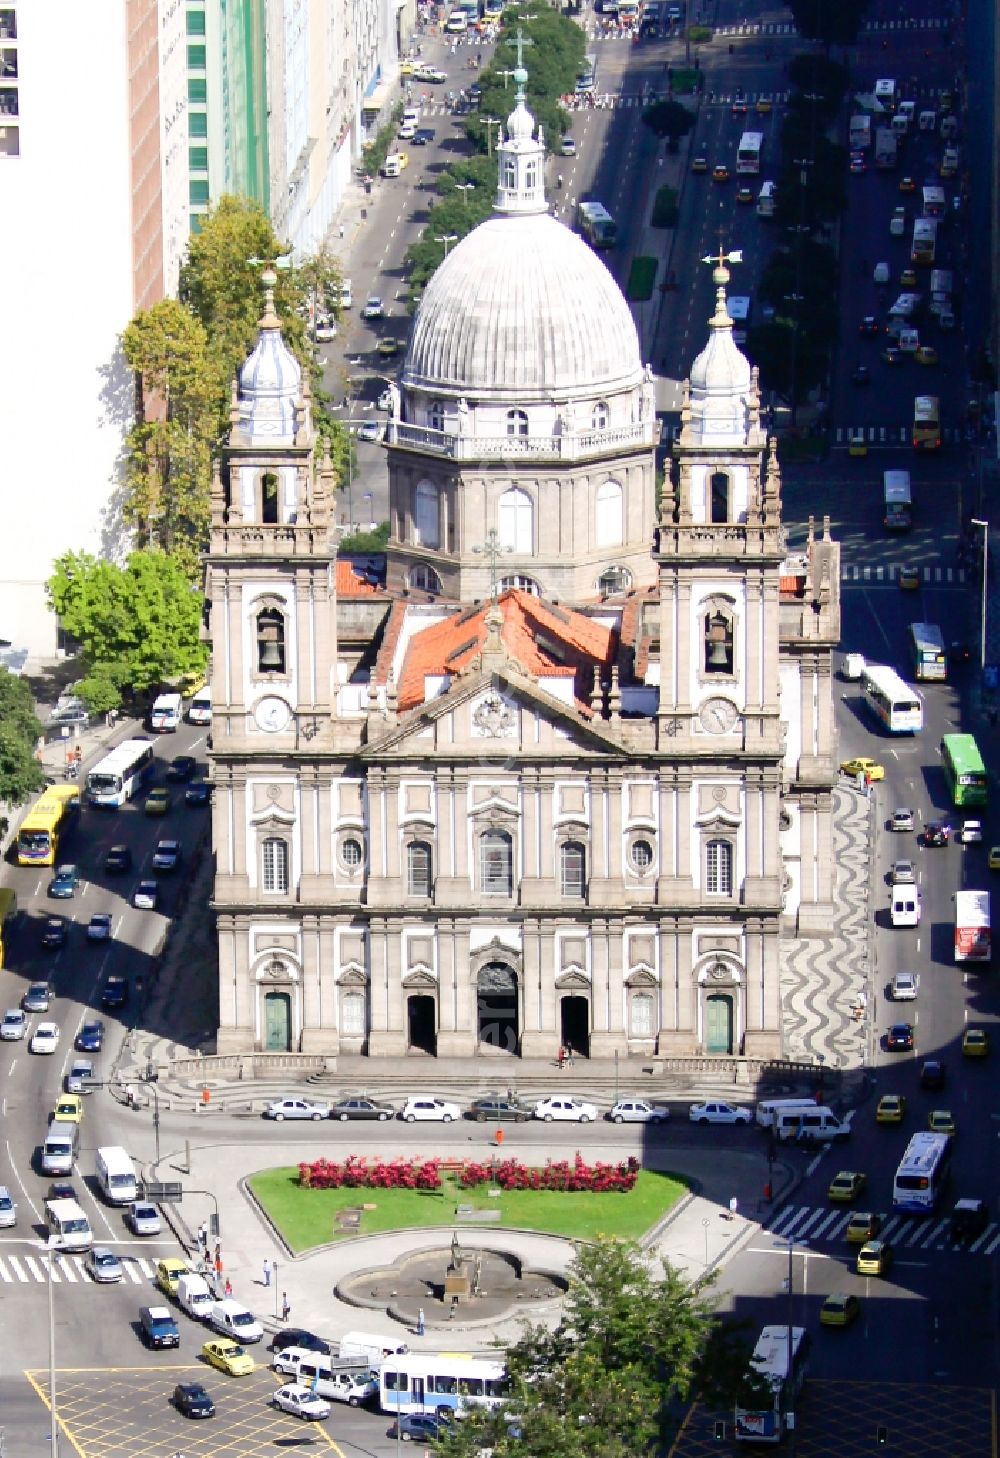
top-left (47, 550), bottom-right (208, 710)
top-left (787, 0), bottom-right (870, 47)
top-left (0, 670), bottom-right (45, 806)
top-left (294, 247), bottom-right (344, 325)
top-left (747, 318), bottom-right (830, 406)
top-left (641, 99), bottom-right (697, 144)
top-left (787, 53), bottom-right (850, 109)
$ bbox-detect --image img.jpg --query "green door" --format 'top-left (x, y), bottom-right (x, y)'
top-left (264, 991), bottom-right (291, 1051)
top-left (705, 994), bottom-right (733, 1055)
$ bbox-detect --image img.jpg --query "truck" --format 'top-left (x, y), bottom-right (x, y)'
top-left (875, 129), bottom-right (897, 169)
top-left (883, 470), bottom-right (912, 532)
top-left (149, 691), bottom-right (182, 732)
top-left (849, 114), bottom-right (871, 151)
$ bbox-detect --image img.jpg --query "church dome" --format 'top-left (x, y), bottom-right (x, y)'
top-left (402, 212), bottom-right (643, 400)
top-left (689, 266), bottom-right (752, 398)
top-left (237, 271), bottom-right (303, 443)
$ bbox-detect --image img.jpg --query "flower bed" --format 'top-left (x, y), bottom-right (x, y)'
top-left (297, 1153), bottom-right (639, 1193)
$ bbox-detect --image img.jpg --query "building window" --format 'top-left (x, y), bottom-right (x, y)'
top-left (499, 574), bottom-right (540, 595)
top-left (413, 481), bottom-right (440, 548)
top-left (629, 991), bottom-right (654, 1037)
top-left (502, 156), bottom-right (517, 190)
top-left (429, 400), bottom-right (444, 431)
top-left (189, 112), bottom-right (208, 138)
top-left (187, 8), bottom-right (206, 34)
top-left (341, 836), bottom-right (364, 871)
top-left (710, 470), bottom-right (731, 524)
top-left (409, 565), bottom-right (442, 594)
top-left (262, 838), bottom-right (290, 893)
top-left (592, 401), bottom-right (610, 430)
top-left (705, 609), bottom-right (734, 674)
top-left (560, 841), bottom-right (586, 898)
top-left (188, 77), bottom-right (207, 103)
top-left (595, 479), bottom-right (623, 547)
top-left (597, 565), bottom-right (632, 596)
top-left (631, 838), bottom-right (654, 873)
top-left (187, 43), bottom-right (206, 66)
top-left (706, 838), bottom-right (734, 896)
top-left (189, 179), bottom-right (210, 206)
top-left (407, 842), bottom-right (432, 896)
top-left (341, 990), bottom-right (367, 1036)
top-left (525, 159), bottom-right (538, 191)
top-left (189, 145), bottom-right (208, 170)
top-left (480, 830), bottom-right (513, 896)
top-left (506, 409), bottom-right (529, 438)
top-left (260, 471), bottom-right (279, 524)
top-left (256, 608), bottom-right (286, 674)
top-left (498, 486), bottom-right (533, 553)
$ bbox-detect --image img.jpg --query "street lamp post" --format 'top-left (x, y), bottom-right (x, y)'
top-left (781, 1238), bottom-right (808, 1451)
top-left (971, 518), bottom-right (989, 671)
top-left (455, 181), bottom-right (476, 211)
top-left (44, 1237), bottom-right (59, 1458)
top-left (435, 233), bottom-right (459, 256)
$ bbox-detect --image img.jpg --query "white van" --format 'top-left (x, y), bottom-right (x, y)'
top-left (187, 688), bottom-right (212, 726)
top-left (46, 1197), bottom-right (92, 1251)
top-left (95, 1146), bottom-right (138, 1205)
top-left (149, 691), bottom-right (182, 732)
top-left (340, 278), bottom-right (353, 310)
top-left (756, 181), bottom-right (776, 218)
top-left (843, 653), bottom-right (866, 681)
top-left (177, 1272), bottom-right (215, 1321)
top-left (755, 1097), bottom-right (822, 1129)
top-left (774, 1107), bottom-right (849, 1143)
top-left (41, 1119), bottom-right (78, 1176)
top-left (272, 1349), bottom-right (378, 1405)
top-left (891, 885), bottom-right (921, 927)
top-left (382, 153), bottom-right (405, 178)
top-left (209, 1298), bottom-right (264, 1344)
top-left (339, 1330), bottom-right (409, 1365)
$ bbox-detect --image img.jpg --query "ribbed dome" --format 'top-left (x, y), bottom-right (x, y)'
top-left (689, 274), bottom-right (752, 397)
top-left (238, 307), bottom-right (302, 443)
top-left (402, 213), bottom-right (643, 399)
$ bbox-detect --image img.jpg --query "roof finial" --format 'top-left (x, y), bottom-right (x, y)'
top-left (472, 527), bottom-right (513, 601)
top-left (701, 238), bottom-right (743, 325)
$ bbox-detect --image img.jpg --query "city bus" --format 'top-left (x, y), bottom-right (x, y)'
top-left (576, 200), bottom-right (617, 248)
top-left (0, 887), bottom-right (16, 970)
top-left (922, 183), bottom-right (945, 218)
top-left (16, 784), bottom-right (81, 866)
top-left (575, 54), bottom-right (597, 94)
top-left (728, 295), bottom-right (751, 345)
top-left (892, 1132), bottom-right (953, 1213)
top-left (734, 1326), bottom-right (810, 1443)
top-left (379, 1353), bottom-right (507, 1417)
top-left (913, 394), bottom-right (941, 451)
top-left (861, 664), bottom-right (923, 733)
top-left (908, 622), bottom-right (946, 681)
top-left (85, 738), bottom-right (156, 808)
top-left (954, 889), bottom-right (991, 963)
top-left (736, 131), bottom-right (764, 174)
top-left (911, 217), bottom-right (938, 266)
top-left (941, 732), bottom-right (988, 806)
top-left (882, 469), bottom-right (912, 531)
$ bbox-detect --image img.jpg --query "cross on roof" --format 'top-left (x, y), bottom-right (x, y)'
top-left (511, 26), bottom-right (534, 70)
top-left (702, 235), bottom-right (743, 270)
top-left (472, 528), bottom-right (513, 600)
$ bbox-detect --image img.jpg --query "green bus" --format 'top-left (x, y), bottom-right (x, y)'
top-left (941, 733), bottom-right (988, 807)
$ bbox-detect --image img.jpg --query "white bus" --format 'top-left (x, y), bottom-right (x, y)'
top-left (955, 889), bottom-right (991, 963)
top-left (734, 1326), bottom-right (809, 1443)
top-left (861, 664), bottom-right (923, 733)
top-left (908, 622), bottom-right (946, 681)
top-left (883, 469), bottom-right (912, 531)
top-left (728, 295), bottom-right (751, 345)
top-left (892, 1131), bottom-right (953, 1213)
top-left (736, 131), bottom-right (764, 174)
top-left (85, 738), bottom-right (156, 808)
top-left (379, 1353), bottom-right (507, 1417)
top-left (922, 183), bottom-right (945, 218)
top-left (911, 217), bottom-right (938, 266)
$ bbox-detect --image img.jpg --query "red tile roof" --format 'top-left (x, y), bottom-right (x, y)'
top-left (336, 558), bottom-right (385, 596)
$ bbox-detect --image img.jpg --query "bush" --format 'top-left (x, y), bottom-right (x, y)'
top-left (687, 24), bottom-right (713, 42)
top-left (651, 186), bottom-right (680, 228)
top-left (297, 1153), bottom-right (640, 1194)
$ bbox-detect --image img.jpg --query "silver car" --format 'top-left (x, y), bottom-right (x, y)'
top-left (0, 1008), bottom-right (27, 1041)
top-left (86, 1247), bottom-right (124, 1283)
top-left (890, 808), bottom-right (915, 832)
top-left (264, 1097), bottom-right (330, 1122)
top-left (127, 1201), bottom-right (162, 1237)
top-left (65, 1058), bottom-right (94, 1093)
top-left (0, 1185), bottom-right (16, 1227)
top-left (890, 971), bottom-right (918, 1001)
top-left (891, 860), bottom-right (916, 885)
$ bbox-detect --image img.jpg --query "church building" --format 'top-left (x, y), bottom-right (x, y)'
top-left (204, 69), bottom-right (841, 1061)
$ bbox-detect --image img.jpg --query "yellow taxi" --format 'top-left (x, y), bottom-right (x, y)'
top-left (712, 164), bottom-right (730, 183)
top-left (202, 1339), bottom-right (255, 1377)
top-left (846, 1211), bottom-right (881, 1244)
top-left (899, 175), bottom-right (917, 192)
top-left (736, 186), bottom-right (754, 204)
top-left (962, 1027), bottom-right (990, 1058)
top-left (856, 1239), bottom-right (893, 1277)
top-left (916, 345), bottom-right (938, 366)
top-left (876, 1094), bottom-right (906, 1125)
top-left (840, 756), bottom-right (885, 781)
top-left (988, 846), bottom-right (1000, 871)
top-left (51, 1094), bottom-right (83, 1124)
top-left (899, 267), bottom-right (918, 288)
top-left (145, 787), bottom-right (172, 816)
top-left (820, 1293), bottom-right (861, 1328)
top-left (155, 1257), bottom-right (189, 1298)
top-left (848, 429), bottom-right (868, 457)
top-left (828, 1170), bottom-right (866, 1203)
top-left (899, 565), bottom-right (921, 590)
top-left (377, 337), bottom-right (402, 357)
top-left (756, 93), bottom-right (774, 114)
top-left (928, 1109), bottom-right (955, 1134)
top-left (400, 58), bottom-right (415, 75)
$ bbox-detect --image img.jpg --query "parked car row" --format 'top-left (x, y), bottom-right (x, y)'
top-left (263, 1093), bottom-right (756, 1125)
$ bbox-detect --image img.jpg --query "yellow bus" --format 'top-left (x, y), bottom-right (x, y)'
top-left (912, 394), bottom-right (941, 451)
top-left (0, 887), bottom-right (17, 969)
top-left (16, 785), bottom-right (81, 868)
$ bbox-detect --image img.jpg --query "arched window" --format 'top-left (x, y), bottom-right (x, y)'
top-left (630, 838), bottom-right (654, 874)
top-left (429, 400), bottom-right (444, 432)
top-left (502, 155), bottom-right (517, 190)
top-left (597, 565), bottom-right (632, 596)
top-left (480, 830), bottom-right (513, 896)
top-left (705, 608), bottom-right (734, 674)
top-left (560, 841), bottom-right (586, 898)
top-left (706, 838), bottom-right (734, 896)
top-left (498, 486), bottom-right (533, 553)
top-left (407, 841), bottom-right (432, 897)
top-left (499, 574), bottom-right (540, 595)
top-left (260, 471), bottom-right (279, 524)
top-left (505, 409), bottom-right (529, 438)
top-left (341, 836), bottom-right (364, 871)
top-left (409, 564), bottom-right (442, 594)
top-left (710, 470), bottom-right (731, 524)
top-left (262, 837), bottom-right (290, 893)
top-left (595, 479), bottom-right (624, 547)
top-left (592, 401), bottom-right (610, 430)
top-left (256, 607), bottom-right (286, 674)
top-left (413, 481), bottom-right (440, 548)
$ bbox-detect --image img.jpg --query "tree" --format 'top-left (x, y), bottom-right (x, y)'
top-left (787, 53), bottom-right (849, 107)
top-left (787, 0), bottom-right (870, 47)
top-left (47, 550), bottom-right (208, 710)
top-left (641, 99), bottom-right (696, 145)
top-left (746, 318), bottom-right (830, 405)
top-left (0, 670), bottom-right (45, 806)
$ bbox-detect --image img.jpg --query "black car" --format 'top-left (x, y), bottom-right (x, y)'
top-left (467, 1095), bottom-right (530, 1123)
top-left (951, 1198), bottom-right (988, 1243)
top-left (173, 1382), bottom-right (216, 1419)
top-left (269, 1328), bottom-right (332, 1356)
top-left (923, 821), bottom-right (951, 847)
top-left (41, 918), bottom-right (66, 950)
top-left (104, 844), bottom-right (132, 874)
top-left (859, 315), bottom-right (879, 337)
top-left (851, 364), bottom-right (870, 386)
top-left (331, 1096), bottom-right (395, 1122)
top-left (101, 976), bottom-right (128, 1011)
top-left (166, 755), bottom-right (197, 782)
top-left (412, 127), bottom-right (435, 145)
top-left (185, 780), bottom-right (212, 807)
top-left (885, 1022), bottom-right (914, 1052)
top-left (920, 1059), bottom-right (946, 1090)
top-left (48, 1181), bottom-right (77, 1203)
top-left (390, 1415), bottom-right (447, 1442)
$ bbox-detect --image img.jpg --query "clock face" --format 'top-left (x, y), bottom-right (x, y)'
top-left (698, 697), bottom-right (739, 735)
top-left (255, 696), bottom-right (290, 733)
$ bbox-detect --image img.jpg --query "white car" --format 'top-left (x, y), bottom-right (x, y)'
top-left (0, 1185), bottom-right (16, 1227)
top-left (890, 971), bottom-right (918, 1001)
top-left (400, 1096), bottom-right (462, 1122)
top-left (265, 1097), bottom-right (330, 1122)
top-left (312, 315), bottom-right (337, 343)
top-left (960, 819), bottom-right (983, 843)
top-left (0, 1008), bottom-right (27, 1041)
top-left (272, 1383), bottom-right (332, 1421)
top-left (891, 860), bottom-right (916, 885)
top-left (688, 1101), bottom-right (752, 1125)
top-left (30, 1021), bottom-right (60, 1055)
top-left (357, 420), bottom-right (382, 443)
top-left (533, 1096), bottom-right (598, 1123)
top-left (86, 1247), bottom-right (124, 1283)
top-left (361, 296), bottom-right (385, 320)
top-left (608, 1098), bottom-right (669, 1124)
top-left (65, 1057), bottom-right (93, 1093)
top-left (127, 1201), bottom-right (162, 1237)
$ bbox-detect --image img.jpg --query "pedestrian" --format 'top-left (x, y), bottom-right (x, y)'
top-left (198, 1220), bottom-right (208, 1253)
top-left (263, 1258), bottom-right (272, 1288)
top-left (557, 1044), bottom-right (566, 1069)
top-left (282, 1291), bottom-right (291, 1322)
top-left (73, 744), bottom-right (82, 766)
top-left (214, 1242), bottom-right (221, 1266)
top-left (215, 1253), bottom-right (223, 1280)
top-left (417, 1306), bottom-right (426, 1336)
top-left (566, 1042), bottom-right (575, 1067)
top-left (224, 1276), bottom-right (233, 1298)
top-left (728, 1195), bottom-right (739, 1221)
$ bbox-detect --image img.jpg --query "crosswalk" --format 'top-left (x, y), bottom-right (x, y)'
top-left (835, 425), bottom-right (965, 449)
top-left (766, 1202), bottom-right (1000, 1254)
top-left (712, 15), bottom-right (951, 34)
top-left (841, 562), bottom-right (966, 585)
top-left (0, 1251), bottom-right (158, 1285)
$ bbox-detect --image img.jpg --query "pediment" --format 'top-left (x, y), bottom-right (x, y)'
top-left (625, 964), bottom-right (658, 987)
top-left (554, 966), bottom-right (591, 989)
top-left (336, 963), bottom-right (369, 987)
top-left (401, 965), bottom-right (438, 988)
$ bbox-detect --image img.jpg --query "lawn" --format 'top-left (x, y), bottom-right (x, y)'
top-left (249, 1167), bottom-right (688, 1255)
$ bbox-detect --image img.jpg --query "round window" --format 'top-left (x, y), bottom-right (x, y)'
top-left (342, 837), bottom-right (363, 869)
top-left (631, 839), bottom-right (654, 872)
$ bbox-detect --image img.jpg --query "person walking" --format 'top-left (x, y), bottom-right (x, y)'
top-left (224, 1277), bottom-right (233, 1298)
top-left (214, 1252), bottom-right (223, 1281)
top-left (417, 1307), bottom-right (426, 1336)
top-left (198, 1221), bottom-right (208, 1254)
top-left (282, 1291), bottom-right (291, 1322)
top-left (262, 1258), bottom-right (272, 1288)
